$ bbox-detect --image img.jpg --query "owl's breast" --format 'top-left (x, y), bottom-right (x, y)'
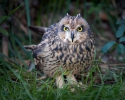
top-left (51, 41), bottom-right (93, 65)
top-left (41, 35), bottom-right (95, 77)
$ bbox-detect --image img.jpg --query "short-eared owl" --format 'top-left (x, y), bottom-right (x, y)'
top-left (24, 14), bottom-right (95, 88)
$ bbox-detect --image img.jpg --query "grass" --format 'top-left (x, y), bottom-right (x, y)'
top-left (0, 57), bottom-right (125, 100)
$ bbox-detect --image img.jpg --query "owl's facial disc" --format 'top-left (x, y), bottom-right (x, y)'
top-left (58, 24), bottom-right (87, 44)
top-left (58, 14), bottom-right (90, 44)
top-left (61, 25), bottom-right (76, 43)
top-left (62, 25), bottom-right (75, 42)
top-left (65, 25), bottom-right (85, 43)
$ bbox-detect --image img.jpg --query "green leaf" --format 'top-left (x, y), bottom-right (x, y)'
top-left (116, 24), bottom-right (125, 38)
top-left (119, 37), bottom-right (125, 42)
top-left (116, 19), bottom-right (125, 24)
top-left (101, 41), bottom-right (116, 53)
top-left (0, 28), bottom-right (9, 35)
top-left (117, 44), bottom-right (125, 54)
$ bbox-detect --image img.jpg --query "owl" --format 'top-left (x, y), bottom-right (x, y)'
top-left (24, 14), bottom-right (95, 88)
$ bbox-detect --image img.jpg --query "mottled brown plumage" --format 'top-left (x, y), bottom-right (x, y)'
top-left (24, 14), bottom-right (95, 88)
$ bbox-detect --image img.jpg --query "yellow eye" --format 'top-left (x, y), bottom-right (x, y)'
top-left (77, 26), bottom-right (83, 32)
top-left (63, 26), bottom-right (69, 31)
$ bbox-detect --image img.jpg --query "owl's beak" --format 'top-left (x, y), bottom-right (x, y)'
top-left (71, 32), bottom-right (74, 42)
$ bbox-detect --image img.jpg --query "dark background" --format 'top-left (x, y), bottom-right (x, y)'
top-left (1, 0), bottom-right (125, 65)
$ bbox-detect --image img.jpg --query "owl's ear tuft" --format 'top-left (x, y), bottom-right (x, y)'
top-left (77, 13), bottom-right (81, 17)
top-left (65, 13), bottom-right (70, 17)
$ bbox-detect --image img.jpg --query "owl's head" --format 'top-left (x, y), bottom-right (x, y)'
top-left (58, 14), bottom-right (91, 44)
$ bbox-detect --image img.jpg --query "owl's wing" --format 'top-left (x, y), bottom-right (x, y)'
top-left (24, 42), bottom-right (47, 71)
top-left (29, 26), bottom-right (47, 36)
top-left (25, 23), bottom-right (58, 50)
top-left (24, 44), bottom-right (38, 51)
top-left (24, 23), bottom-right (58, 70)
top-left (28, 23), bottom-right (58, 37)
top-left (41, 23), bottom-right (58, 41)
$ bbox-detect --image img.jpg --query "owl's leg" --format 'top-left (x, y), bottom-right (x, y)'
top-left (66, 74), bottom-right (78, 85)
top-left (56, 75), bottom-right (65, 88)
top-left (66, 74), bottom-right (78, 92)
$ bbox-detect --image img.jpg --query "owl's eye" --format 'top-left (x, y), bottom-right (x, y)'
top-left (77, 26), bottom-right (83, 32)
top-left (63, 26), bottom-right (69, 31)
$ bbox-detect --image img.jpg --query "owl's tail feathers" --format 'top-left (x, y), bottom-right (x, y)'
top-left (24, 45), bottom-right (37, 52)
top-left (29, 26), bottom-right (47, 36)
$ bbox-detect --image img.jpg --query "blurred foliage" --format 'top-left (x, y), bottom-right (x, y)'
top-left (0, 5), bottom-right (21, 36)
top-left (102, 19), bottom-right (125, 54)
top-left (0, 0), bottom-right (125, 100)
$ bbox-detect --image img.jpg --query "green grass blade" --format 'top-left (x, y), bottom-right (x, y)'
top-left (25, 0), bottom-right (31, 44)
top-left (0, 5), bottom-right (22, 25)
